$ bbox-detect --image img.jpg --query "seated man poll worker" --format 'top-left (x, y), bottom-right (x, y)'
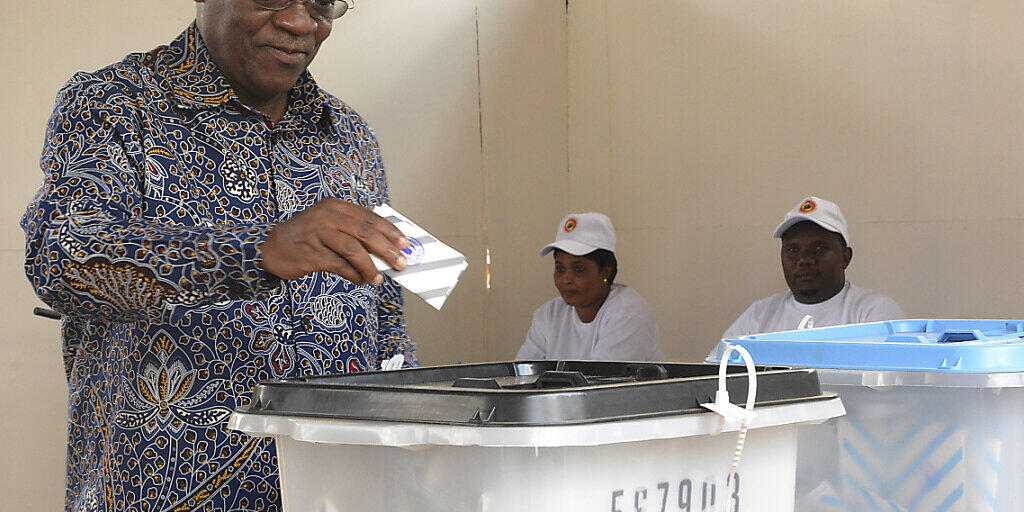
top-left (712, 197), bottom-right (903, 357)
top-left (21, 2), bottom-right (417, 511)
top-left (517, 213), bottom-right (665, 361)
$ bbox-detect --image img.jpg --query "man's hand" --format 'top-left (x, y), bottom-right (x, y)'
top-left (259, 198), bottom-right (410, 285)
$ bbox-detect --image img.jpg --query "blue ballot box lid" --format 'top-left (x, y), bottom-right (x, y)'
top-left (713, 319), bottom-right (1024, 373)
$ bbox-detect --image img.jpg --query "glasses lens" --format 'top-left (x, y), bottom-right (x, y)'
top-left (253, 0), bottom-right (338, 21)
top-left (305, 0), bottom-right (334, 20)
top-left (332, 0), bottom-right (351, 19)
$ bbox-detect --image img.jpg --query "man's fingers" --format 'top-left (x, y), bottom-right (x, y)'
top-left (352, 217), bottom-right (408, 271)
top-left (320, 254), bottom-right (376, 286)
top-left (320, 199), bottom-right (409, 249)
top-left (262, 200), bottom-right (410, 282)
top-left (360, 208), bottom-right (409, 248)
top-left (323, 207), bottom-right (408, 271)
top-left (379, 215), bottom-right (411, 249)
top-left (317, 228), bottom-right (384, 286)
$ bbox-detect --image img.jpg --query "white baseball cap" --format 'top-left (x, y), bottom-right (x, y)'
top-left (539, 212), bottom-right (617, 256)
top-left (772, 196), bottom-right (850, 245)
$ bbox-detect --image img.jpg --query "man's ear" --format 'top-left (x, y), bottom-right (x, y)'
top-left (842, 246), bottom-right (853, 270)
top-left (600, 266), bottom-right (613, 281)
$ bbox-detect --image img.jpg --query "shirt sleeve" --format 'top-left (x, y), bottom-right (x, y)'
top-left (591, 313), bottom-right (663, 361)
top-left (517, 309), bottom-right (548, 360)
top-left (22, 76), bottom-right (280, 324)
top-left (722, 302), bottom-right (761, 340)
top-left (373, 275), bottom-right (417, 367)
top-left (859, 294), bottom-right (905, 323)
top-left (711, 302), bottom-right (760, 361)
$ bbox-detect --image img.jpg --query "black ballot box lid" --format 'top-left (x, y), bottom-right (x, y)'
top-left (237, 360), bottom-right (833, 427)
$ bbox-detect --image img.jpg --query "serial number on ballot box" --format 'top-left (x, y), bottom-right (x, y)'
top-left (610, 474), bottom-right (740, 512)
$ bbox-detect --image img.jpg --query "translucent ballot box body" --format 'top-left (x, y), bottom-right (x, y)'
top-left (711, 319), bottom-right (1024, 512)
top-left (230, 360), bottom-right (843, 512)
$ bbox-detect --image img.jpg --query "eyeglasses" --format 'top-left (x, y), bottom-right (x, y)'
top-left (253, 0), bottom-right (354, 22)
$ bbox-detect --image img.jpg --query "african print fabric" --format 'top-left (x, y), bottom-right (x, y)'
top-left (22, 23), bottom-right (415, 512)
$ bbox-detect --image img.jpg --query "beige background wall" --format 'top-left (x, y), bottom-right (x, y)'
top-left (3, 0), bottom-right (1023, 508)
top-left (568, 0), bottom-right (1024, 361)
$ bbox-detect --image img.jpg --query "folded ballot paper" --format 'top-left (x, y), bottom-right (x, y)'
top-left (370, 204), bottom-right (468, 310)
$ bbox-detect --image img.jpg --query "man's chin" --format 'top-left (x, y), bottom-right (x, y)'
top-left (790, 284), bottom-right (821, 298)
top-left (790, 277), bottom-right (822, 291)
top-left (792, 286), bottom-right (845, 305)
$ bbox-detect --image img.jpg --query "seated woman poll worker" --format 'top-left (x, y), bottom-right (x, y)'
top-left (516, 213), bottom-right (665, 361)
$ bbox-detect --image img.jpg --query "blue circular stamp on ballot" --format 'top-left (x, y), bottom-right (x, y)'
top-left (401, 236), bottom-right (425, 266)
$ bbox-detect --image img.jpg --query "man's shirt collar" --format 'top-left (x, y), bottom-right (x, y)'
top-left (151, 23), bottom-right (331, 128)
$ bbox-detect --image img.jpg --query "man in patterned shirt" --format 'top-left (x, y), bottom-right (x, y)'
top-left (22, 1), bottom-right (416, 510)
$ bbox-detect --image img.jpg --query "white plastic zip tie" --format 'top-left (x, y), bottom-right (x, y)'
top-left (798, 314), bottom-right (815, 330)
top-left (700, 343), bottom-right (758, 512)
top-left (380, 354), bottom-right (405, 371)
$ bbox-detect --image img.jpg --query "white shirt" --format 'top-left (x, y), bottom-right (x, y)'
top-left (517, 284), bottom-right (665, 361)
top-left (709, 282), bottom-right (904, 359)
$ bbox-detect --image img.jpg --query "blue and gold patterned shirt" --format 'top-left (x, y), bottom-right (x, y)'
top-left (22, 23), bottom-right (415, 512)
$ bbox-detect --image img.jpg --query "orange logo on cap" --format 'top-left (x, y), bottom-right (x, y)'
top-left (799, 200), bottom-right (817, 213)
top-left (564, 218), bottom-right (577, 232)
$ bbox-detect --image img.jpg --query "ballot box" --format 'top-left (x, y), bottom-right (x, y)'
top-left (231, 360), bottom-right (843, 512)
